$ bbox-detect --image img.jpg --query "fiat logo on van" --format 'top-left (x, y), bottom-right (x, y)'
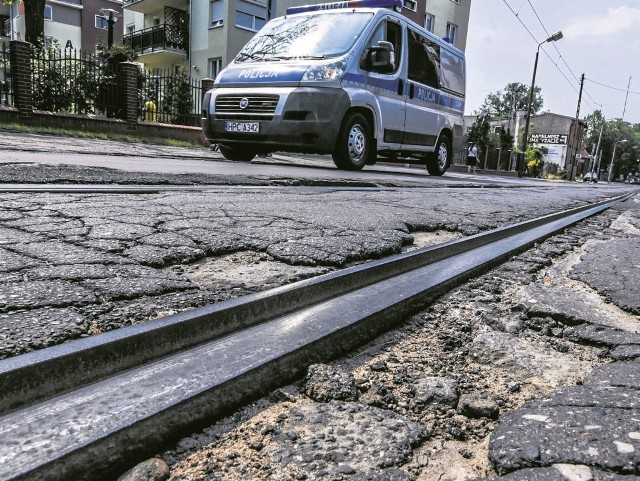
top-left (239, 98), bottom-right (250, 109)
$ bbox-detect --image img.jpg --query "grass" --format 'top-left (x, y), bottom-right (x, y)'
top-left (0, 123), bottom-right (202, 149)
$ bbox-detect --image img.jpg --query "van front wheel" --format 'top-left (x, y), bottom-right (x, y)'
top-left (332, 113), bottom-right (371, 171)
top-left (426, 134), bottom-right (451, 176)
top-left (219, 145), bottom-right (256, 162)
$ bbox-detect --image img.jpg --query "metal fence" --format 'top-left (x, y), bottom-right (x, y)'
top-left (139, 68), bottom-right (203, 126)
top-left (0, 43), bottom-right (12, 107)
top-left (30, 47), bottom-right (120, 117)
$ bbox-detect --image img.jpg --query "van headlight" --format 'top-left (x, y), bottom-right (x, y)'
top-left (302, 60), bottom-right (347, 82)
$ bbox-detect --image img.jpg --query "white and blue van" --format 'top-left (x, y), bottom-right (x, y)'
top-left (201, 0), bottom-right (465, 175)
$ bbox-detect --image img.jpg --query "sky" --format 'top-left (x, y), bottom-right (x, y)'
top-left (464, 0), bottom-right (640, 125)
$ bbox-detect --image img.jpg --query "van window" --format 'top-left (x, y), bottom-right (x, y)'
top-left (365, 20), bottom-right (402, 74)
top-left (236, 12), bottom-right (373, 62)
top-left (407, 28), bottom-right (440, 89)
top-left (439, 48), bottom-right (465, 96)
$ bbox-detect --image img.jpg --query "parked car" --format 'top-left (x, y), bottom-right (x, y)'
top-left (583, 172), bottom-right (598, 183)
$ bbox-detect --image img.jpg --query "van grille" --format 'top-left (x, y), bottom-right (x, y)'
top-left (215, 94), bottom-right (279, 116)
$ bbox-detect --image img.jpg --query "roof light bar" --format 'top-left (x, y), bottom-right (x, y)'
top-left (286, 0), bottom-right (403, 15)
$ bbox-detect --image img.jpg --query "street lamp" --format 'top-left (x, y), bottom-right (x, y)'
top-left (521, 31), bottom-right (563, 171)
top-left (608, 139), bottom-right (628, 182)
top-left (100, 8), bottom-right (121, 48)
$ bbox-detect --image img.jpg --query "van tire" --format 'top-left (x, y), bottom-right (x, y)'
top-left (426, 134), bottom-right (450, 176)
top-left (332, 113), bottom-right (371, 171)
top-left (219, 145), bottom-right (256, 162)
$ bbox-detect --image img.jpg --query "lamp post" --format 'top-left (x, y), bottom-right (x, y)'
top-left (608, 139), bottom-right (627, 182)
top-left (100, 8), bottom-right (121, 48)
top-left (521, 31), bottom-right (563, 172)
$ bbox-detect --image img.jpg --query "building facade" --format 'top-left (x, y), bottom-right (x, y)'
top-left (463, 111), bottom-right (587, 174)
top-left (424, 0), bottom-right (470, 51)
top-left (122, 0), bottom-right (471, 81)
top-left (4, 0), bottom-right (123, 52)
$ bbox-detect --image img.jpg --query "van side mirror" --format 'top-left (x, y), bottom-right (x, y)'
top-left (363, 40), bottom-right (395, 73)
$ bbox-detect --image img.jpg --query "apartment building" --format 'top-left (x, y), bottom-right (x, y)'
top-left (122, 0), bottom-right (470, 81)
top-left (3, 0), bottom-right (470, 82)
top-left (3, 0), bottom-right (123, 52)
top-left (424, 0), bottom-right (470, 51)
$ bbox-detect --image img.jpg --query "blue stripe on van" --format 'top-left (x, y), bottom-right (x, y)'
top-left (343, 73), bottom-right (463, 114)
top-left (217, 66), bottom-right (308, 84)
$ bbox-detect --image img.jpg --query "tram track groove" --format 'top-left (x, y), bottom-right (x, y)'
top-left (0, 193), bottom-right (634, 481)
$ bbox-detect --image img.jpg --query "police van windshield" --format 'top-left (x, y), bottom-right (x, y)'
top-left (235, 12), bottom-right (373, 62)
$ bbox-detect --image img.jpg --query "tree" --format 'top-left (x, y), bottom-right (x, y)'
top-left (24, 0), bottom-right (46, 49)
top-left (477, 82), bottom-right (543, 120)
top-left (465, 114), bottom-right (491, 150)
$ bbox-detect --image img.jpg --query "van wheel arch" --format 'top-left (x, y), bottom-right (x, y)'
top-left (425, 131), bottom-right (452, 176)
top-left (332, 108), bottom-right (377, 170)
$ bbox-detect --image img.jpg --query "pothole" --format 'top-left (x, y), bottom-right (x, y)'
top-left (404, 230), bottom-right (464, 252)
top-left (175, 250), bottom-right (332, 294)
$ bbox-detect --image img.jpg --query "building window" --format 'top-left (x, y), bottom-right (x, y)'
top-left (210, 0), bottom-right (224, 27)
top-left (95, 15), bottom-right (108, 29)
top-left (208, 57), bottom-right (222, 78)
top-left (44, 5), bottom-right (52, 21)
top-left (446, 23), bottom-right (457, 44)
top-left (236, 0), bottom-right (266, 32)
top-left (153, 17), bottom-right (161, 27)
top-left (44, 36), bottom-right (54, 48)
top-left (126, 23), bottom-right (135, 34)
top-left (403, 0), bottom-right (417, 11)
top-left (425, 13), bottom-right (434, 32)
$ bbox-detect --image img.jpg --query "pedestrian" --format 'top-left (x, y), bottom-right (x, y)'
top-left (467, 143), bottom-right (478, 173)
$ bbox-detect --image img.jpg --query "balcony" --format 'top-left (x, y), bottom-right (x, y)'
top-left (123, 24), bottom-right (188, 63)
top-left (123, 0), bottom-right (187, 15)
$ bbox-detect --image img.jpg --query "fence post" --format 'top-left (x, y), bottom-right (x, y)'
top-left (9, 40), bottom-right (33, 116)
top-left (119, 61), bottom-right (139, 123)
top-left (201, 78), bottom-right (215, 102)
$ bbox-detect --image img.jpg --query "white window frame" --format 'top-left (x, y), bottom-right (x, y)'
top-left (95, 15), bottom-right (108, 29)
top-left (446, 22), bottom-right (457, 45)
top-left (210, 0), bottom-right (224, 28)
top-left (425, 13), bottom-right (435, 32)
top-left (44, 35), bottom-right (54, 48)
top-left (44, 5), bottom-right (53, 21)
top-left (126, 23), bottom-right (135, 34)
top-left (403, 0), bottom-right (417, 12)
top-left (208, 57), bottom-right (222, 79)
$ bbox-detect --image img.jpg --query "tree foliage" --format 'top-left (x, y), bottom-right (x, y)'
top-left (583, 110), bottom-right (640, 180)
top-left (465, 114), bottom-right (491, 150)
top-left (477, 82), bottom-right (543, 120)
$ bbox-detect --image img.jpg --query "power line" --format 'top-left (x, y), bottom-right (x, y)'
top-left (500, 0), bottom-right (603, 114)
top-left (585, 78), bottom-right (640, 95)
top-left (524, 0), bottom-right (600, 108)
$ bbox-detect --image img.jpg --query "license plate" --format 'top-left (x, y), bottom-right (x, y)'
top-left (225, 121), bottom-right (259, 133)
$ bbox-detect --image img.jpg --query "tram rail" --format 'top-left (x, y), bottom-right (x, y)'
top-left (0, 192), bottom-right (634, 481)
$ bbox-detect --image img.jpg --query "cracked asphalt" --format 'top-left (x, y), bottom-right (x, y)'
top-left (1, 131), bottom-right (639, 481)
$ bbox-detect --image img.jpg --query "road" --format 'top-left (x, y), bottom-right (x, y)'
top-left (0, 130), bottom-right (639, 481)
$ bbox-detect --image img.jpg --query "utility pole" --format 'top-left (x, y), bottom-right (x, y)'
top-left (593, 122), bottom-right (604, 173)
top-left (569, 73), bottom-right (584, 181)
top-left (622, 76), bottom-right (632, 120)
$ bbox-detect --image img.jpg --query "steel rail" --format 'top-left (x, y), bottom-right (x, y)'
top-left (0, 193), bottom-right (634, 481)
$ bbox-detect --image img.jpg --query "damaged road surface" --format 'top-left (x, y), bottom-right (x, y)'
top-left (0, 154), bottom-right (638, 481)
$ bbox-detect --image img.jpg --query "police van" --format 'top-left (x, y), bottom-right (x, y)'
top-left (201, 0), bottom-right (465, 175)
